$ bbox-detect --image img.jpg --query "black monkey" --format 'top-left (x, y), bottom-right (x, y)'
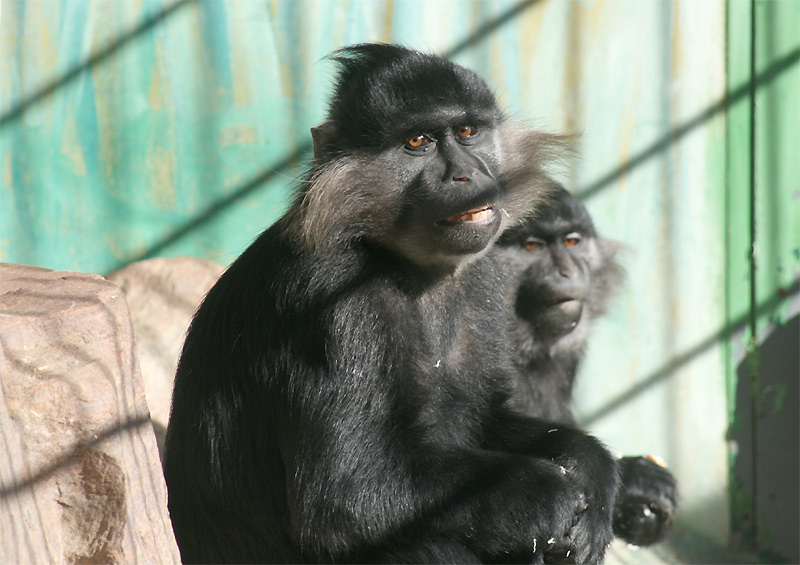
top-left (496, 187), bottom-right (679, 547)
top-left (164, 44), bottom-right (619, 564)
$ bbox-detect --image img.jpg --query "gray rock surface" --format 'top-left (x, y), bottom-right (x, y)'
top-left (0, 263), bottom-right (180, 564)
top-left (108, 256), bottom-right (224, 458)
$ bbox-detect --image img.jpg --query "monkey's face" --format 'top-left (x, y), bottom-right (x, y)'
top-left (299, 45), bottom-right (560, 275)
top-left (497, 189), bottom-right (602, 341)
top-left (381, 119), bottom-right (506, 271)
top-left (513, 232), bottom-right (595, 341)
top-left (295, 117), bottom-right (509, 267)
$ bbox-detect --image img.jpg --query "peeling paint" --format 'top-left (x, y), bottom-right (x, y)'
top-left (146, 147), bottom-right (176, 211)
top-left (60, 115), bottom-right (88, 177)
top-left (148, 41), bottom-right (167, 110)
top-left (3, 151), bottom-right (12, 187)
top-left (219, 125), bottom-right (257, 148)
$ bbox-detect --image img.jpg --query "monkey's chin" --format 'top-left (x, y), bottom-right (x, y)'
top-left (533, 299), bottom-right (583, 339)
top-left (434, 209), bottom-right (501, 258)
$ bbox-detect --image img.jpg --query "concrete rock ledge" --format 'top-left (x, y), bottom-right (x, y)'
top-left (108, 256), bottom-right (224, 459)
top-left (0, 263), bottom-right (181, 564)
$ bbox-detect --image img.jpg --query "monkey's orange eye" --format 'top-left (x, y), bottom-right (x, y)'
top-left (456, 125), bottom-right (477, 138)
top-left (563, 233), bottom-right (581, 247)
top-left (406, 134), bottom-right (430, 150)
top-left (524, 238), bottom-right (543, 250)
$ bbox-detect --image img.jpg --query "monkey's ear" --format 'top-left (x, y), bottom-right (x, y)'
top-left (311, 121), bottom-right (338, 161)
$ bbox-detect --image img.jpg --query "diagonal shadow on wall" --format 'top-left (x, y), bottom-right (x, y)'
top-left (0, 0), bottom-right (197, 128)
top-left (5, 0), bottom-right (795, 274)
top-left (580, 280), bottom-right (799, 426)
top-left (575, 46), bottom-right (800, 200)
top-left (119, 147), bottom-right (310, 267)
top-left (443, 0), bottom-right (542, 59)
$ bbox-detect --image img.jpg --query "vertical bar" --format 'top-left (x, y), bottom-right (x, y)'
top-left (725, 0), bottom-right (756, 552)
top-left (747, 1), bottom-right (760, 552)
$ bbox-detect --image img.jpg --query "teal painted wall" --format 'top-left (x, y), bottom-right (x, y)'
top-left (2, 0), bottom-right (797, 559)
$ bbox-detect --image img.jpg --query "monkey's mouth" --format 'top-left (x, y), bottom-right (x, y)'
top-left (439, 205), bottom-right (496, 225)
top-left (545, 299), bottom-right (583, 333)
top-left (521, 296), bottom-right (584, 339)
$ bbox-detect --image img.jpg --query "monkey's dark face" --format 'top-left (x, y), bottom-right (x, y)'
top-left (384, 114), bottom-right (505, 270)
top-left (514, 228), bottom-right (592, 340)
top-left (498, 190), bottom-right (601, 341)
top-left (304, 44), bottom-right (516, 272)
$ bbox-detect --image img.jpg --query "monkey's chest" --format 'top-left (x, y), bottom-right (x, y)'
top-left (403, 309), bottom-right (501, 445)
top-left (416, 283), bottom-right (506, 377)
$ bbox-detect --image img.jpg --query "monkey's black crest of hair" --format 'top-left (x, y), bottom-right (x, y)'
top-left (165, 44), bottom-right (619, 564)
top-left (327, 43), bottom-right (502, 150)
top-left (497, 187), bottom-right (679, 547)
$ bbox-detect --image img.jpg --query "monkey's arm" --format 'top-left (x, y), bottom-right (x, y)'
top-left (483, 409), bottom-right (619, 563)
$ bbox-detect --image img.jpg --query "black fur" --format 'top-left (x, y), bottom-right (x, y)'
top-left (164, 44), bottom-right (618, 564)
top-left (496, 187), bottom-right (678, 547)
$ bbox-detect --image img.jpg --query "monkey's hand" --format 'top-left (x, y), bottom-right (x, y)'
top-left (481, 418), bottom-right (617, 564)
top-left (612, 455), bottom-right (678, 546)
top-left (539, 449), bottom-right (618, 564)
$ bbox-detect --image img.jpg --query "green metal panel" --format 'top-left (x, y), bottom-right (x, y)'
top-left (725, 0), bottom-right (758, 551)
top-left (2, 0), bottom-right (797, 559)
top-left (753, 0), bottom-right (800, 333)
top-left (726, 0), bottom-right (800, 560)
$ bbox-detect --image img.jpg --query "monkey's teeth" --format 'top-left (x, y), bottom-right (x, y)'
top-left (447, 206), bottom-right (494, 223)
